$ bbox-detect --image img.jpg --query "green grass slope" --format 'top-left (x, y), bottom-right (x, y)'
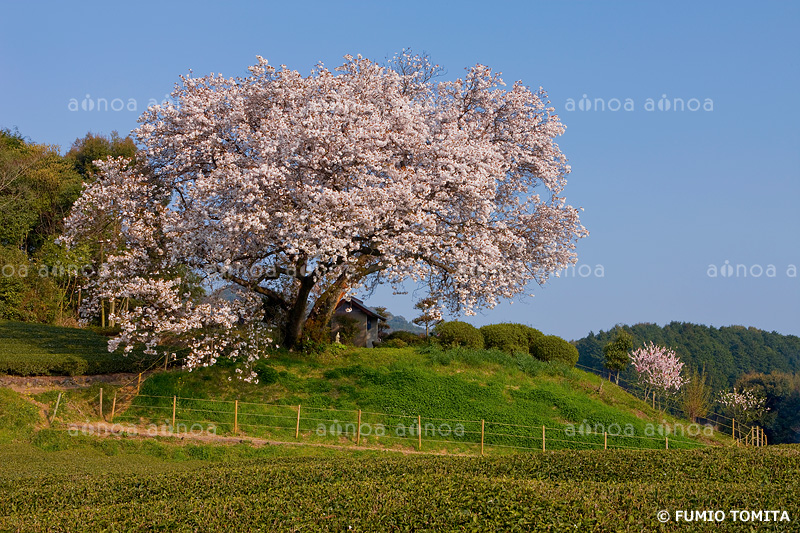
top-left (124, 345), bottom-right (729, 452)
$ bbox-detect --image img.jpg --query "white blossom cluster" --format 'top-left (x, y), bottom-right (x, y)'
top-left (62, 54), bottom-right (587, 366)
top-left (718, 388), bottom-right (768, 415)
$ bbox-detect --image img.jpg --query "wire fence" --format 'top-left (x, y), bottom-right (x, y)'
top-left (85, 391), bottom-right (767, 454)
top-left (58, 354), bottom-right (769, 453)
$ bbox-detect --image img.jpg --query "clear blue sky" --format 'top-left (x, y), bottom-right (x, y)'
top-left (1, 0), bottom-right (798, 340)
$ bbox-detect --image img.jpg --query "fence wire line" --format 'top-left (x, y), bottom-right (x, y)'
top-left (105, 392), bottom-right (733, 451)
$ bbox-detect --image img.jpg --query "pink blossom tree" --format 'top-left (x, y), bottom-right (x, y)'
top-left (62, 52), bottom-right (587, 363)
top-left (629, 342), bottom-right (687, 406)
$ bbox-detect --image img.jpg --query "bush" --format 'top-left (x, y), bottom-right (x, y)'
top-left (519, 325), bottom-right (545, 351)
top-left (382, 338), bottom-right (408, 349)
top-left (253, 361), bottom-right (280, 385)
top-left (385, 330), bottom-right (424, 346)
top-left (433, 321), bottom-right (484, 349)
top-left (530, 335), bottom-right (579, 366)
top-left (479, 324), bottom-right (530, 354)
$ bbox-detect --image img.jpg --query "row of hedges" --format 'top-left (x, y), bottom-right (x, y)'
top-left (433, 321), bottom-right (579, 366)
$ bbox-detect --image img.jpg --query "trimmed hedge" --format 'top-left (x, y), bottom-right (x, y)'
top-left (433, 321), bottom-right (484, 349)
top-left (531, 335), bottom-right (579, 366)
top-left (479, 324), bottom-right (529, 354)
top-left (0, 321), bottom-right (167, 376)
top-left (519, 325), bottom-right (545, 351)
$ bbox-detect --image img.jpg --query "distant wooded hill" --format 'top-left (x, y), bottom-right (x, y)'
top-left (382, 312), bottom-right (426, 334)
top-left (574, 322), bottom-right (800, 390)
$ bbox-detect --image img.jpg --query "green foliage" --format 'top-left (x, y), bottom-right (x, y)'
top-left (382, 338), bottom-right (408, 348)
top-left (736, 371), bottom-right (800, 444)
top-left (433, 320), bottom-right (484, 349)
top-left (65, 131), bottom-right (137, 180)
top-left (531, 335), bottom-right (580, 366)
top-left (0, 320), bottom-right (163, 375)
top-left (520, 324), bottom-right (545, 350)
top-left (479, 323), bottom-right (531, 354)
top-left (384, 330), bottom-right (423, 346)
top-left (602, 328), bottom-right (633, 381)
top-left (0, 129), bottom-right (83, 252)
top-left (576, 321), bottom-right (800, 391)
top-left (0, 246), bottom-right (61, 323)
top-left (0, 129), bottom-right (96, 324)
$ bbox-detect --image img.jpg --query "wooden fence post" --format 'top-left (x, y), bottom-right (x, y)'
top-left (731, 418), bottom-right (735, 441)
top-left (295, 404), bottom-right (301, 439)
top-left (356, 410), bottom-right (362, 445)
top-left (481, 420), bottom-right (485, 456)
top-left (417, 415), bottom-right (422, 451)
top-left (542, 425), bottom-right (546, 452)
top-left (234, 400), bottom-right (238, 435)
top-left (665, 435), bottom-right (669, 450)
top-left (604, 431), bottom-right (607, 450)
top-left (51, 392), bottom-right (62, 423)
top-left (110, 392), bottom-right (117, 422)
top-left (99, 388), bottom-right (103, 420)
top-left (172, 395), bottom-right (176, 428)
top-left (137, 373), bottom-right (142, 395)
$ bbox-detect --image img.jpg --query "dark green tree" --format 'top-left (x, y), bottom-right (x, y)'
top-left (65, 131), bottom-right (137, 180)
top-left (602, 328), bottom-right (633, 384)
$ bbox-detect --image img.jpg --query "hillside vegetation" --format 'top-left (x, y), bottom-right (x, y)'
top-left (105, 343), bottom-right (729, 452)
top-left (575, 321), bottom-right (800, 389)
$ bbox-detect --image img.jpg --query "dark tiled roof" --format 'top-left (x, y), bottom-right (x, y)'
top-left (336, 297), bottom-right (386, 320)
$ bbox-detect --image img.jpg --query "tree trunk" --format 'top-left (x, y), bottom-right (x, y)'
top-left (281, 275), bottom-right (316, 350)
top-left (303, 273), bottom-right (350, 345)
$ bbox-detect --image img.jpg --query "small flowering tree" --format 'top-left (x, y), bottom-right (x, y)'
top-left (717, 387), bottom-right (768, 426)
top-left (629, 342), bottom-right (687, 408)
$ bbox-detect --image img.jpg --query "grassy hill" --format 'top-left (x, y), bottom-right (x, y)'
top-left (108, 343), bottom-right (730, 452)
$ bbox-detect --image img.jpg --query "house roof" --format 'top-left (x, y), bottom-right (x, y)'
top-left (335, 297), bottom-right (386, 320)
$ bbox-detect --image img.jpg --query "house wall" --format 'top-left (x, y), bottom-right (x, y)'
top-left (332, 307), bottom-right (381, 348)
